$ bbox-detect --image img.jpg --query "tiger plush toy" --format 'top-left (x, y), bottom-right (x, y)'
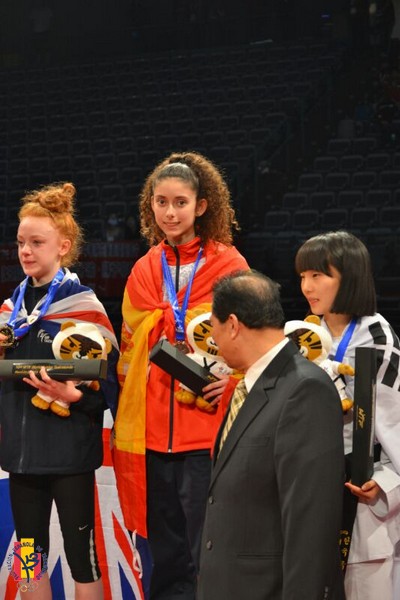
top-left (284, 314), bottom-right (355, 413)
top-left (31, 321), bottom-right (112, 417)
top-left (175, 305), bottom-right (231, 413)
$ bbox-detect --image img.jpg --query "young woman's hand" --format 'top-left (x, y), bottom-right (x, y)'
top-left (345, 479), bottom-right (381, 501)
top-left (23, 366), bottom-right (83, 404)
top-left (201, 375), bottom-right (229, 406)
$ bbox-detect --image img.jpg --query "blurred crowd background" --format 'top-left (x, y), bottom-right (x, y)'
top-left (1, 0), bottom-right (400, 335)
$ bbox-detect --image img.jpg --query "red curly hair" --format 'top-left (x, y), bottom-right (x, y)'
top-left (18, 182), bottom-right (84, 267)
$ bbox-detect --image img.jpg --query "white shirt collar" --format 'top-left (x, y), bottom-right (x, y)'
top-left (245, 337), bottom-right (289, 393)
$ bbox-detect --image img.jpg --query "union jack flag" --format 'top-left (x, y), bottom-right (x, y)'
top-left (0, 411), bottom-right (152, 600)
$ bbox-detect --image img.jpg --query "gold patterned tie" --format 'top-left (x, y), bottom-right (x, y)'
top-left (218, 378), bottom-right (248, 454)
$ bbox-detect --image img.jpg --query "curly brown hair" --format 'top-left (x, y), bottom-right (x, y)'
top-left (139, 151), bottom-right (240, 246)
top-left (18, 182), bottom-right (84, 267)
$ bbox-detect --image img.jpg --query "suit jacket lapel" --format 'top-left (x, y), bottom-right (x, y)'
top-left (210, 341), bottom-right (298, 484)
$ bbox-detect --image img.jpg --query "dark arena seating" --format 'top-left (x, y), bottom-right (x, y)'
top-left (1, 0), bottom-right (399, 335)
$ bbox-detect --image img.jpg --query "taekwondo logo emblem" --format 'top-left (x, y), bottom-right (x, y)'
top-left (7, 537), bottom-right (48, 592)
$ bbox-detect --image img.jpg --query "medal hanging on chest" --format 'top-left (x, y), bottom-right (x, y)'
top-left (0, 269), bottom-right (64, 348)
top-left (161, 247), bottom-right (203, 354)
top-left (174, 340), bottom-right (190, 354)
top-left (0, 324), bottom-right (16, 348)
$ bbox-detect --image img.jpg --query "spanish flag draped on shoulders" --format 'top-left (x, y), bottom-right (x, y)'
top-left (113, 236), bottom-right (248, 536)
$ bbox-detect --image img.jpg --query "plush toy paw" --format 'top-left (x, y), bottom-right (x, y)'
top-left (50, 401), bottom-right (71, 418)
top-left (195, 396), bottom-right (216, 413)
top-left (31, 395), bottom-right (51, 411)
top-left (175, 389), bottom-right (196, 405)
top-left (338, 364), bottom-right (355, 376)
top-left (341, 398), bottom-right (354, 413)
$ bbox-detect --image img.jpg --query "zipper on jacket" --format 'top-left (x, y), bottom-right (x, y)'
top-left (18, 329), bottom-right (35, 471)
top-left (167, 378), bottom-right (175, 453)
top-left (16, 284), bottom-right (53, 471)
top-left (167, 245), bottom-right (180, 452)
top-left (18, 401), bottom-right (28, 471)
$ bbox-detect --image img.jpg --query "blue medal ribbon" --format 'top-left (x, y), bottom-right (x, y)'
top-left (7, 268), bottom-right (65, 340)
top-left (161, 247), bottom-right (203, 343)
top-left (333, 317), bottom-right (358, 362)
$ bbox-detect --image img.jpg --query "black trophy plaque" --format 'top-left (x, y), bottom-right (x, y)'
top-left (351, 347), bottom-right (377, 486)
top-left (0, 359), bottom-right (108, 381)
top-left (149, 339), bottom-right (218, 397)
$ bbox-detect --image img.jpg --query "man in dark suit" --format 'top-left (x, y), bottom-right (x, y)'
top-left (197, 270), bottom-right (345, 600)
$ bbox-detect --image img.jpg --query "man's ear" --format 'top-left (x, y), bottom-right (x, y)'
top-left (228, 314), bottom-right (240, 339)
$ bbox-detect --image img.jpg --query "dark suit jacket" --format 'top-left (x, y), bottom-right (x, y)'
top-left (197, 341), bottom-right (345, 600)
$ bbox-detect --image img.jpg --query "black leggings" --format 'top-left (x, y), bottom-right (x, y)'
top-left (146, 451), bottom-right (211, 600)
top-left (9, 471), bottom-right (101, 583)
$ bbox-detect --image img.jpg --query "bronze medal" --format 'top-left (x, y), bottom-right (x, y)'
top-left (175, 340), bottom-right (190, 354)
top-left (0, 325), bottom-right (16, 348)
